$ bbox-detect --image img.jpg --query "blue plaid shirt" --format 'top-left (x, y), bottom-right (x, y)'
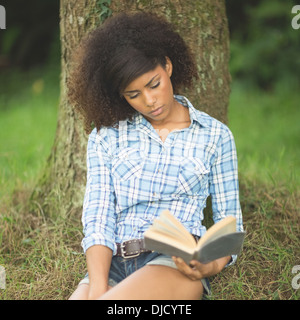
top-left (81, 95), bottom-right (243, 264)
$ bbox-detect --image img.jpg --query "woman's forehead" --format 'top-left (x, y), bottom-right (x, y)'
top-left (123, 65), bottom-right (163, 92)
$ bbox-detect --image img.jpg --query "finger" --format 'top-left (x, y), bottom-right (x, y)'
top-left (172, 257), bottom-right (188, 268)
top-left (189, 260), bottom-right (201, 269)
top-left (172, 257), bottom-right (199, 280)
top-left (172, 257), bottom-right (188, 272)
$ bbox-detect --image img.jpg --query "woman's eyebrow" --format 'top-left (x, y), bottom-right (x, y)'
top-left (124, 74), bottom-right (159, 94)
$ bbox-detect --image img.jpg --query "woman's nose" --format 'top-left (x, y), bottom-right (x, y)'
top-left (144, 91), bottom-right (157, 107)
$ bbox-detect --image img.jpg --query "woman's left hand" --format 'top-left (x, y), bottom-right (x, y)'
top-left (172, 257), bottom-right (210, 280)
top-left (172, 255), bottom-right (231, 281)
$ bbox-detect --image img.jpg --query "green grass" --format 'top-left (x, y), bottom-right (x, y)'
top-left (228, 81), bottom-right (300, 189)
top-left (0, 65), bottom-right (59, 199)
top-left (0, 66), bottom-right (299, 300)
top-left (209, 178), bottom-right (300, 300)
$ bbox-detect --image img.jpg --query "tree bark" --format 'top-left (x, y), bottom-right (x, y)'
top-left (32, 0), bottom-right (231, 218)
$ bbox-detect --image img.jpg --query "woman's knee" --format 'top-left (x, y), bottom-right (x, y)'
top-left (68, 283), bottom-right (89, 300)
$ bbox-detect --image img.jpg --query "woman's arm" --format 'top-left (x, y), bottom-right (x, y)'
top-left (209, 126), bottom-right (244, 266)
top-left (81, 129), bottom-right (117, 255)
top-left (81, 130), bottom-right (116, 299)
top-left (86, 245), bottom-right (113, 299)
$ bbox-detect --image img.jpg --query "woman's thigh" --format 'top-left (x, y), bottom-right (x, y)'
top-left (98, 265), bottom-right (204, 300)
top-left (69, 283), bottom-right (90, 300)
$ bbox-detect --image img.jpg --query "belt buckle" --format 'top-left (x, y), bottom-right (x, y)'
top-left (120, 241), bottom-right (140, 259)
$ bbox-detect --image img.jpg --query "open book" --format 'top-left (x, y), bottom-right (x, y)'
top-left (144, 210), bottom-right (245, 264)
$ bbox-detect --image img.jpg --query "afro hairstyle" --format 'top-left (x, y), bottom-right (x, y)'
top-left (67, 11), bottom-right (198, 133)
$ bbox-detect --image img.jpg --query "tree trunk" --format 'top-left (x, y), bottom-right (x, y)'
top-left (32, 0), bottom-right (231, 218)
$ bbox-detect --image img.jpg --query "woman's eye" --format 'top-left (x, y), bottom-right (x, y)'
top-left (129, 93), bottom-right (139, 100)
top-left (151, 81), bottom-right (160, 89)
top-left (126, 81), bottom-right (160, 99)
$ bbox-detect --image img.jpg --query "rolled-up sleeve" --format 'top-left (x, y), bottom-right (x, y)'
top-left (209, 126), bottom-right (244, 265)
top-left (81, 129), bottom-right (117, 254)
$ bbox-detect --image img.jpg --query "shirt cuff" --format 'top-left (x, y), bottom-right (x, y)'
top-left (81, 234), bottom-right (117, 255)
top-left (225, 254), bottom-right (237, 268)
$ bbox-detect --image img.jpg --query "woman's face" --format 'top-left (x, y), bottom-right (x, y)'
top-left (122, 58), bottom-right (177, 126)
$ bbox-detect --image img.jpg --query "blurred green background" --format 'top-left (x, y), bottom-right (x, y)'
top-left (0, 0), bottom-right (299, 200)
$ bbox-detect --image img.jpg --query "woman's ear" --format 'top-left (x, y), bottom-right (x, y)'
top-left (165, 56), bottom-right (173, 77)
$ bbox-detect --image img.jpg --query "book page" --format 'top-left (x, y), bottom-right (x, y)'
top-left (144, 229), bottom-right (195, 258)
top-left (159, 210), bottom-right (195, 246)
top-left (196, 216), bottom-right (237, 249)
top-left (151, 220), bottom-right (184, 240)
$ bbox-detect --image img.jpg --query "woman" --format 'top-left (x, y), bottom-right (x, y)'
top-left (68, 12), bottom-right (243, 300)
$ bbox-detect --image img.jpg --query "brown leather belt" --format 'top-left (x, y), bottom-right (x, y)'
top-left (116, 235), bottom-right (200, 259)
top-left (116, 239), bottom-right (151, 258)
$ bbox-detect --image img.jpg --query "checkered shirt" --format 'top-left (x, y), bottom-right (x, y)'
top-left (81, 95), bottom-right (244, 264)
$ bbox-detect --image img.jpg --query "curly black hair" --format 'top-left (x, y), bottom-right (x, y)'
top-left (68, 12), bottom-right (198, 133)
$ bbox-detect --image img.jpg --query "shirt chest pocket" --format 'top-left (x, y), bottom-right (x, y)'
top-left (111, 148), bottom-right (145, 181)
top-left (177, 157), bottom-right (210, 196)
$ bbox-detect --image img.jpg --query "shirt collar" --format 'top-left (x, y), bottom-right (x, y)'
top-left (174, 95), bottom-right (209, 128)
top-left (127, 95), bottom-right (209, 128)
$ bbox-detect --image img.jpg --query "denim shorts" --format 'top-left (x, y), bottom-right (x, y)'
top-left (79, 251), bottom-right (211, 297)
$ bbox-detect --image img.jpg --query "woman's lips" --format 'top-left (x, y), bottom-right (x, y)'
top-left (150, 106), bottom-right (163, 116)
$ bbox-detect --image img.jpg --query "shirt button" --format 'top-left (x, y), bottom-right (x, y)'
top-left (153, 192), bottom-right (157, 197)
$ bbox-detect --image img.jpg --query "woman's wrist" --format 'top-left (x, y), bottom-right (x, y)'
top-left (88, 281), bottom-right (109, 299)
top-left (86, 245), bottom-right (113, 299)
